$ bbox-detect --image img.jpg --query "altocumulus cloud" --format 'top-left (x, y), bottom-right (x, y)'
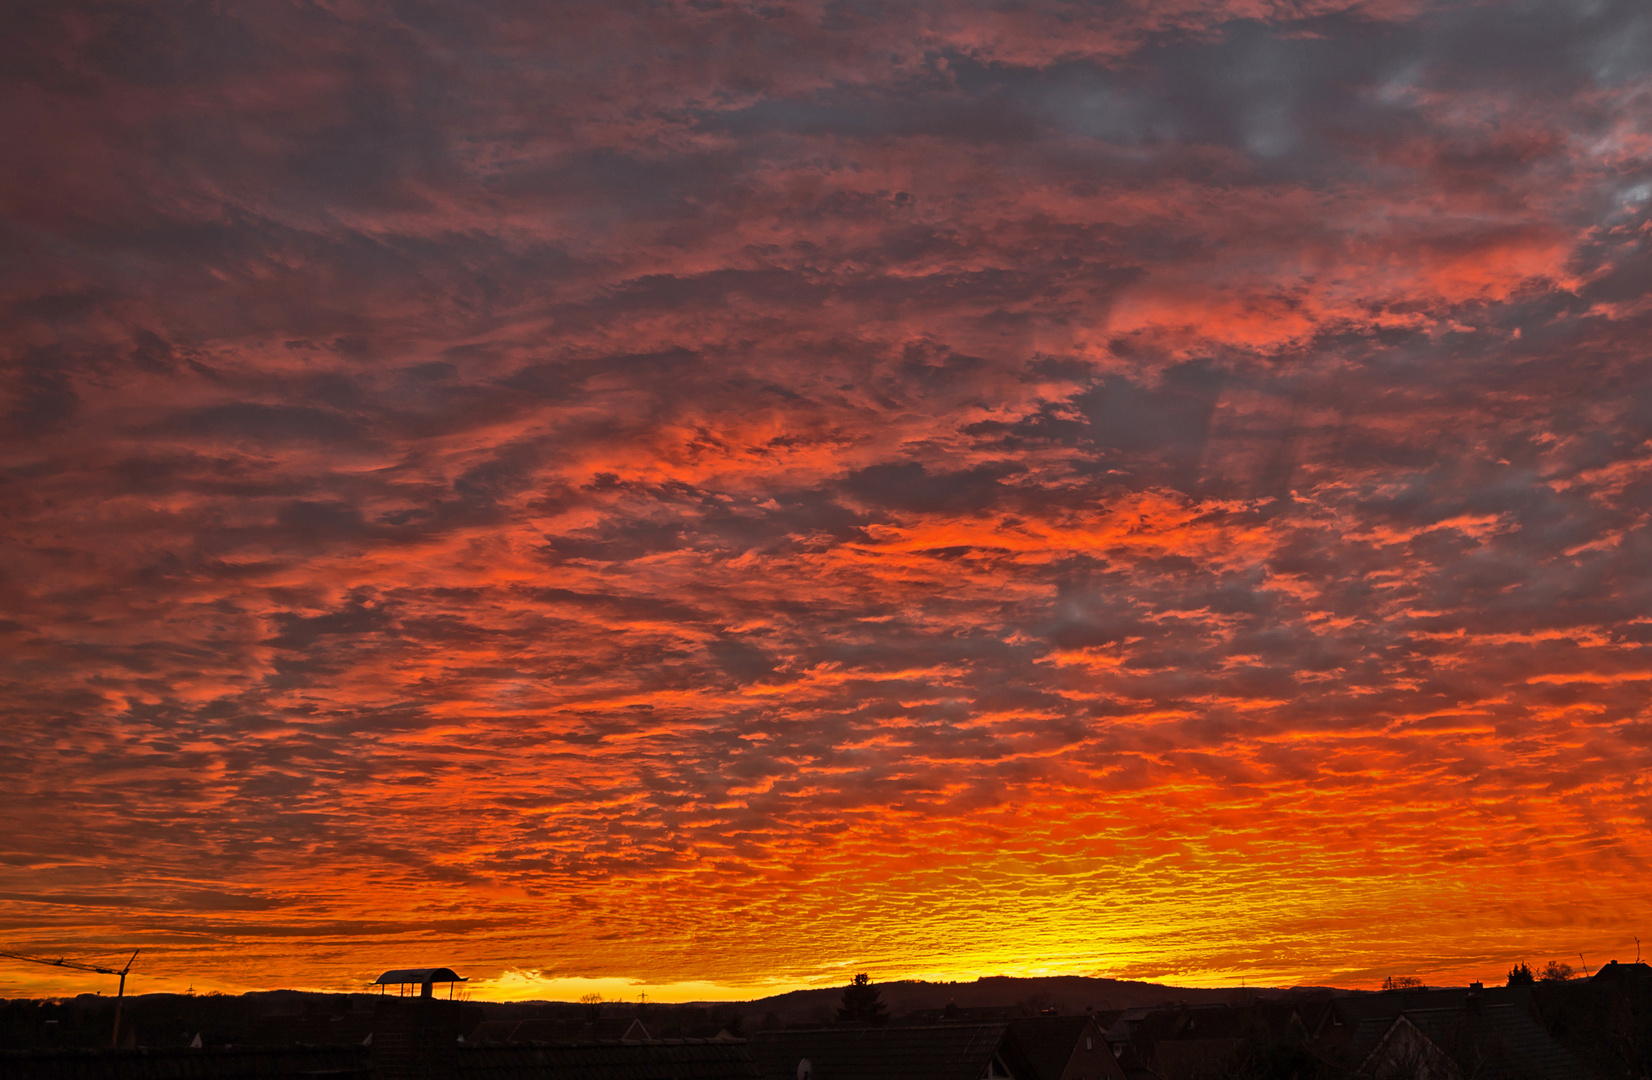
top-left (1, 0), bottom-right (1650, 996)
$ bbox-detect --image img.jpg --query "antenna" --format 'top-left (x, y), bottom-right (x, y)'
top-left (1578, 953), bottom-right (1590, 977)
top-left (1637, 937), bottom-right (1641, 964)
top-left (0, 948), bottom-right (139, 1047)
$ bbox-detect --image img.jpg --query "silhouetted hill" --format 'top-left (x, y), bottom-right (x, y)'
top-left (0, 975), bottom-right (1345, 1050)
top-left (719, 975), bottom-right (1327, 1025)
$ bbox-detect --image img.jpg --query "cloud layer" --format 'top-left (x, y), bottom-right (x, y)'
top-left (2, 0), bottom-right (1650, 996)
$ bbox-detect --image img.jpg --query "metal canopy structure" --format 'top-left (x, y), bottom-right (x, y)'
top-left (373, 967), bottom-right (469, 999)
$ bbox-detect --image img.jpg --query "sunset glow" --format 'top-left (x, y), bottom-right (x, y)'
top-left (2, 0), bottom-right (1650, 1003)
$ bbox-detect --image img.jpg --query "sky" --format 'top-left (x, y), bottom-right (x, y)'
top-left (2, 0), bottom-right (1650, 1003)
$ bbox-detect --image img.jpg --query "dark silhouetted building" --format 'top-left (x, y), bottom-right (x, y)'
top-left (454, 1039), bottom-right (761, 1080)
top-left (0, 1044), bottom-right (371, 1080)
top-left (467, 1017), bottom-right (651, 1044)
top-left (751, 1023), bottom-right (1022, 1080)
top-left (1004, 1015), bottom-right (1126, 1080)
top-left (1350, 996), bottom-right (1590, 1079)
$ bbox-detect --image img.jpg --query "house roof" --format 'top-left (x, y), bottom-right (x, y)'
top-left (1101, 1008), bottom-right (1153, 1046)
top-left (469, 1018), bottom-right (650, 1045)
top-left (373, 967), bottom-right (468, 985)
top-left (1329, 985), bottom-right (1529, 1034)
top-left (0, 1045), bottom-right (372, 1079)
top-left (1004, 1016), bottom-right (1098, 1080)
top-left (1294, 999), bottom-right (1335, 1037)
top-left (1152, 1038), bottom-right (1245, 1080)
top-left (1358, 1004), bottom-right (1590, 1080)
top-left (1345, 1015), bottom-right (1399, 1065)
top-left (750, 1024), bottom-right (1012, 1080)
top-left (896, 1007), bottom-right (1024, 1025)
top-left (1590, 960), bottom-right (1652, 983)
top-left (1160, 1007), bottom-right (1250, 1042)
top-left (455, 1040), bottom-right (761, 1080)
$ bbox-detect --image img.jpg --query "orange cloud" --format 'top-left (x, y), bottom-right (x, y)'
top-left (3, 0), bottom-right (1651, 1002)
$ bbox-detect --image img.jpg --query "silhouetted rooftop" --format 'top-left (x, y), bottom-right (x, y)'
top-left (373, 967), bottom-right (468, 985)
top-left (0, 1045), bottom-right (372, 1080)
top-left (1004, 1015), bottom-right (1105, 1080)
top-left (454, 1039), bottom-right (760, 1080)
top-left (750, 1024), bottom-right (1012, 1080)
top-left (1152, 1038), bottom-right (1245, 1080)
top-left (467, 1017), bottom-right (650, 1045)
top-left (1353, 1003), bottom-right (1590, 1080)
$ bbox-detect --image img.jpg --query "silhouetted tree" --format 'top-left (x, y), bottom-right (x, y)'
top-left (1381, 976), bottom-right (1424, 990)
top-left (837, 973), bottom-right (888, 1026)
top-left (1508, 962), bottom-right (1535, 986)
top-left (1540, 961), bottom-right (1575, 982)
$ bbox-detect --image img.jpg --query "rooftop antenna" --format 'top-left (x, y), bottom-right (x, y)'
top-left (1, 948), bottom-right (139, 1047)
top-left (1636, 938), bottom-right (1641, 964)
top-left (1578, 953), bottom-right (1590, 977)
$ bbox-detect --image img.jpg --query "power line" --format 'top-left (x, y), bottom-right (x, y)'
top-left (1, 948), bottom-right (139, 1047)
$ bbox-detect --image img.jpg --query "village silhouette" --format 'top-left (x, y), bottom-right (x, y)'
top-left (2, 956), bottom-right (1649, 1079)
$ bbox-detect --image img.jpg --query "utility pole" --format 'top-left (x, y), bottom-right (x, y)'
top-left (0, 949), bottom-right (140, 1047)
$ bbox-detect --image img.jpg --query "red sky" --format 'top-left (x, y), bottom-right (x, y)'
top-left (2, 0), bottom-right (1650, 1002)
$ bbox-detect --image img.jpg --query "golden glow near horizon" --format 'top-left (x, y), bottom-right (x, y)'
top-left (3, 0), bottom-right (1651, 1003)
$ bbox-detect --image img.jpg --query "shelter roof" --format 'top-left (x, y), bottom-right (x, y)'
top-left (373, 967), bottom-right (467, 985)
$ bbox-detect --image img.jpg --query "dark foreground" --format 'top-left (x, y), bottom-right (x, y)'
top-left (2, 962), bottom-right (1649, 1080)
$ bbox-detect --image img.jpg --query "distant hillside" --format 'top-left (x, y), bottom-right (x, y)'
top-left (717, 975), bottom-right (1332, 1024)
top-left (0, 974), bottom-right (1350, 1051)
